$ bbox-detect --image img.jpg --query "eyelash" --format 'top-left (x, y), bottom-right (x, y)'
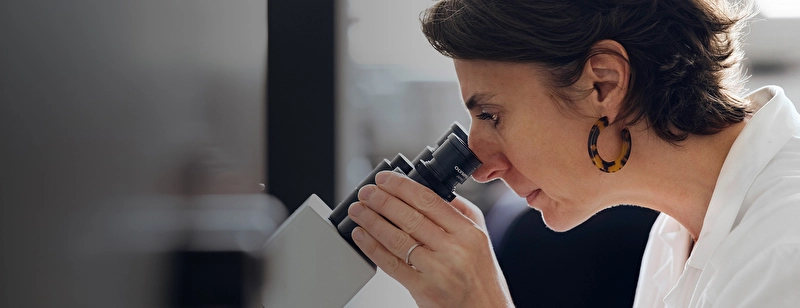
top-left (476, 112), bottom-right (499, 126)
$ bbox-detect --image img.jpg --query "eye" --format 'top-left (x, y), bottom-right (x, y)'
top-left (476, 111), bottom-right (499, 126)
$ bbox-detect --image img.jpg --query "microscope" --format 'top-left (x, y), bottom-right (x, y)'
top-left (261, 122), bottom-right (481, 307)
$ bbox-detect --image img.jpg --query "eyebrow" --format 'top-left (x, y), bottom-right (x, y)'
top-left (464, 93), bottom-right (496, 111)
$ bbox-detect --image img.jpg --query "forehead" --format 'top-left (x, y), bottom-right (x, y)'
top-left (453, 59), bottom-right (547, 99)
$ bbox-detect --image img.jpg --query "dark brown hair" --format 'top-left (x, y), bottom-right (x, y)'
top-left (421, 0), bottom-right (753, 142)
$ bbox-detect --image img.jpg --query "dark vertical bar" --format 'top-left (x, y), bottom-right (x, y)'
top-left (267, 0), bottom-right (336, 212)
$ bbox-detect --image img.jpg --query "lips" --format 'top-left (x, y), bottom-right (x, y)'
top-left (525, 189), bottom-right (542, 205)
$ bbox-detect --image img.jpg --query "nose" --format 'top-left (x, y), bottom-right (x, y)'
top-left (468, 125), bottom-right (511, 183)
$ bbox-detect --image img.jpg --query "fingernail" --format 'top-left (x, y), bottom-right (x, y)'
top-left (352, 227), bottom-right (365, 241)
top-left (358, 186), bottom-right (374, 200)
top-left (349, 202), bottom-right (365, 217)
top-left (375, 171), bottom-right (389, 185)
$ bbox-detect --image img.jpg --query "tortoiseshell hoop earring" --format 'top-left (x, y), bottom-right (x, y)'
top-left (587, 116), bottom-right (631, 173)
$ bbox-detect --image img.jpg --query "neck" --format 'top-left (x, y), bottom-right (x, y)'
top-left (612, 122), bottom-right (747, 240)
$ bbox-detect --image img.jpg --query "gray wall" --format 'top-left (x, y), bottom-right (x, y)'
top-left (1, 1), bottom-right (266, 306)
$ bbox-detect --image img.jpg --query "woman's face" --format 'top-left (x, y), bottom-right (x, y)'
top-left (455, 59), bottom-right (607, 231)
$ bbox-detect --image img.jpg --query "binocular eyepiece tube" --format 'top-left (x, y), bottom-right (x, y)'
top-left (329, 122), bottom-right (482, 265)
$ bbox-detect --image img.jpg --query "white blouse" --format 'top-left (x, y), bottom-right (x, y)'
top-left (633, 86), bottom-right (800, 307)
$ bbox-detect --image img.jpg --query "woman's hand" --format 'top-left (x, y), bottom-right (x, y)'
top-left (348, 171), bottom-right (513, 308)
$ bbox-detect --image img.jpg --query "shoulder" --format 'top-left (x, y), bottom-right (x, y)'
top-left (722, 138), bottom-right (800, 264)
top-left (699, 230), bottom-right (800, 307)
top-left (698, 133), bottom-right (800, 304)
top-left (699, 181), bottom-right (800, 306)
top-left (689, 87), bottom-right (800, 306)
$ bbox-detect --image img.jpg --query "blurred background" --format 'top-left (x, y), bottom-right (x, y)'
top-left (2, 1), bottom-right (275, 307)
top-left (2, 0), bottom-right (798, 307)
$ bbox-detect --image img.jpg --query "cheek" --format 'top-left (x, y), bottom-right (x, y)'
top-left (505, 123), bottom-right (571, 169)
top-left (501, 135), bottom-right (553, 181)
top-left (506, 122), bottom-right (594, 189)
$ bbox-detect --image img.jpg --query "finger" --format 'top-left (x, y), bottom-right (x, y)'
top-left (450, 194), bottom-right (487, 231)
top-left (374, 171), bottom-right (473, 234)
top-left (350, 226), bottom-right (421, 285)
top-left (357, 184), bottom-right (449, 247)
top-left (348, 201), bottom-right (427, 262)
top-left (449, 195), bottom-right (478, 222)
top-left (403, 242), bottom-right (433, 272)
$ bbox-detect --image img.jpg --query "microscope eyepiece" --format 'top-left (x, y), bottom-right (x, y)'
top-left (413, 133), bottom-right (481, 201)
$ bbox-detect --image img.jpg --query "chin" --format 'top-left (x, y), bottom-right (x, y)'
top-left (538, 212), bottom-right (585, 232)
top-left (528, 195), bottom-right (594, 232)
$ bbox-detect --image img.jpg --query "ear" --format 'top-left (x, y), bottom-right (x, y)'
top-left (578, 40), bottom-right (630, 123)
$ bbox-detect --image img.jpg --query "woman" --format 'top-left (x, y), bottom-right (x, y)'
top-left (346, 0), bottom-right (800, 307)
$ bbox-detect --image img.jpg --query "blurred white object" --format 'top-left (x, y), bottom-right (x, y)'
top-left (758, 0), bottom-right (800, 19)
top-left (345, 268), bottom-right (417, 308)
top-left (261, 194), bottom-right (377, 307)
